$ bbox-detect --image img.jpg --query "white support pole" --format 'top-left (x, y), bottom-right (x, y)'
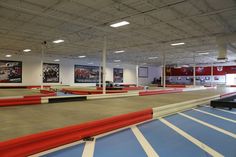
top-left (99, 65), bottom-right (102, 87)
top-left (163, 53), bottom-right (166, 88)
top-left (193, 56), bottom-right (196, 87)
top-left (102, 36), bottom-right (107, 94)
top-left (41, 42), bottom-right (45, 89)
top-left (211, 63), bottom-right (214, 87)
top-left (136, 65), bottom-right (139, 86)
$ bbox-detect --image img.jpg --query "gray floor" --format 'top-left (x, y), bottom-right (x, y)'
top-left (0, 87), bottom-right (235, 141)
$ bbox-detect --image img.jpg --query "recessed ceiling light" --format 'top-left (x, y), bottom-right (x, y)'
top-left (5, 54), bottom-right (12, 58)
top-left (114, 60), bottom-right (121, 62)
top-left (88, 62), bottom-right (94, 65)
top-left (198, 52), bottom-right (209, 55)
top-left (53, 39), bottom-right (64, 44)
top-left (54, 59), bottom-right (60, 62)
top-left (171, 42), bottom-right (185, 46)
top-left (78, 55), bottom-right (86, 58)
top-left (110, 21), bottom-right (130, 28)
top-left (114, 50), bottom-right (125, 54)
top-left (23, 49), bottom-right (31, 52)
top-left (148, 57), bottom-right (158, 59)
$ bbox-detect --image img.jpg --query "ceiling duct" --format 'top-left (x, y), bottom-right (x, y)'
top-left (216, 32), bottom-right (236, 61)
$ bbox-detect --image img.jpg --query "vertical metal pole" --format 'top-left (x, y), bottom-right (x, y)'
top-left (41, 43), bottom-right (44, 89)
top-left (160, 66), bottom-right (163, 86)
top-left (211, 63), bottom-right (214, 87)
top-left (193, 55), bottom-right (196, 87)
top-left (99, 65), bottom-right (101, 87)
top-left (163, 53), bottom-right (166, 88)
top-left (136, 65), bottom-right (139, 86)
top-left (102, 36), bottom-right (107, 94)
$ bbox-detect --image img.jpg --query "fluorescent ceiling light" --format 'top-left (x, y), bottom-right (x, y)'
top-left (53, 39), bottom-right (64, 43)
top-left (114, 60), bottom-right (121, 62)
top-left (88, 62), bottom-right (94, 65)
top-left (78, 55), bottom-right (86, 58)
top-left (171, 42), bottom-right (185, 46)
top-left (54, 59), bottom-right (60, 62)
top-left (148, 56), bottom-right (158, 59)
top-left (23, 49), bottom-right (31, 52)
top-left (114, 50), bottom-right (125, 54)
top-left (5, 54), bottom-right (12, 58)
top-left (198, 52), bottom-right (209, 55)
top-left (110, 21), bottom-right (130, 28)
top-left (116, 65), bottom-right (120, 67)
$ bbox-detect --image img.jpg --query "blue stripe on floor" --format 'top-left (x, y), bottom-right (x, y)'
top-left (166, 114), bottom-right (236, 157)
top-left (183, 110), bottom-right (236, 134)
top-left (94, 128), bottom-right (147, 157)
top-left (41, 143), bottom-right (85, 157)
top-left (137, 120), bottom-right (210, 157)
top-left (199, 106), bottom-right (236, 120)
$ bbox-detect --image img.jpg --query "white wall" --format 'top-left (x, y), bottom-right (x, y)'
top-left (138, 66), bottom-right (162, 85)
top-left (0, 55), bottom-right (161, 86)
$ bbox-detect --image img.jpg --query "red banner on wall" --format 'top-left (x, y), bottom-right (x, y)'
top-left (166, 65), bottom-right (236, 76)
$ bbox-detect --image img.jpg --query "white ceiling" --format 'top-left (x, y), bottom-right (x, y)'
top-left (0, 0), bottom-right (236, 66)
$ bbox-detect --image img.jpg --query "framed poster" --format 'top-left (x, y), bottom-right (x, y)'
top-left (138, 67), bottom-right (148, 78)
top-left (74, 65), bottom-right (100, 83)
top-left (113, 68), bottom-right (123, 83)
top-left (43, 63), bottom-right (60, 83)
top-left (0, 60), bottom-right (22, 83)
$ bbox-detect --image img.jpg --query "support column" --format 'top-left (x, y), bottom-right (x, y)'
top-left (99, 65), bottom-right (102, 87)
top-left (193, 56), bottom-right (196, 87)
top-left (163, 53), bottom-right (166, 88)
top-left (40, 42), bottom-right (46, 89)
top-left (211, 63), bottom-right (214, 87)
top-left (136, 65), bottom-right (139, 86)
top-left (102, 37), bottom-right (107, 94)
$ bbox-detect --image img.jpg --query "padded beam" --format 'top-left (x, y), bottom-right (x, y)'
top-left (0, 97), bottom-right (41, 107)
top-left (0, 109), bottom-right (152, 157)
top-left (62, 89), bottom-right (128, 95)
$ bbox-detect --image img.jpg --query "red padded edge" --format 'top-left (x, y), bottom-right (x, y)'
top-left (62, 89), bottom-right (127, 95)
top-left (96, 86), bottom-right (143, 90)
top-left (122, 86), bottom-right (144, 90)
top-left (0, 109), bottom-right (152, 157)
top-left (139, 89), bottom-right (183, 96)
top-left (26, 86), bottom-right (51, 89)
top-left (0, 97), bottom-right (41, 107)
top-left (220, 92), bottom-right (236, 98)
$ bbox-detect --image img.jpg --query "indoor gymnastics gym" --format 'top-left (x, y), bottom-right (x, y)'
top-left (0, 0), bottom-right (236, 157)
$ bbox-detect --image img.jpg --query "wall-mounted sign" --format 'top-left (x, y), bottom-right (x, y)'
top-left (43, 63), bottom-right (60, 83)
top-left (0, 60), bottom-right (22, 83)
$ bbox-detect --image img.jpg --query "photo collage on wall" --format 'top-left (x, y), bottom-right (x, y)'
top-left (0, 60), bottom-right (22, 83)
top-left (74, 65), bottom-right (101, 83)
top-left (43, 63), bottom-right (60, 83)
top-left (113, 68), bottom-right (123, 83)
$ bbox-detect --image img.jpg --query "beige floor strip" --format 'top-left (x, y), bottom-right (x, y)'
top-left (82, 140), bottom-right (96, 157)
top-left (203, 106), bottom-right (236, 115)
top-left (160, 119), bottom-right (224, 157)
top-left (179, 113), bottom-right (236, 138)
top-left (193, 109), bottom-right (236, 123)
top-left (131, 126), bottom-right (159, 157)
